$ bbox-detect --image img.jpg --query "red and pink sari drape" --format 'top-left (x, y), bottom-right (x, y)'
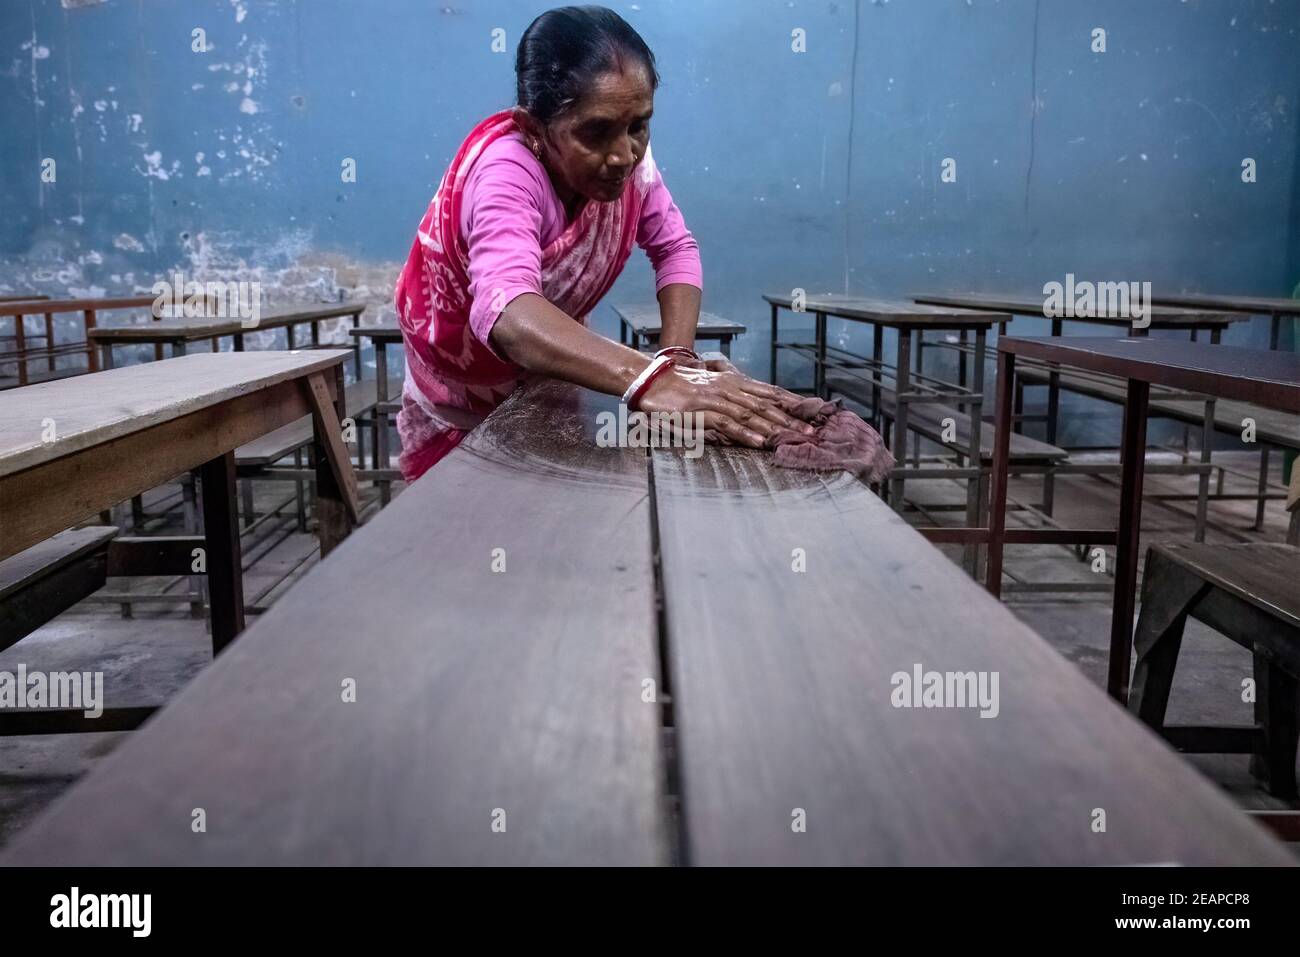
top-left (393, 109), bottom-right (647, 480)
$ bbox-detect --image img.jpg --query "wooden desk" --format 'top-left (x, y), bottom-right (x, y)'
top-left (1152, 293), bottom-right (1300, 350)
top-left (90, 303), bottom-right (366, 373)
top-left (914, 292), bottom-right (1242, 334)
top-left (612, 303), bottom-right (746, 357)
top-left (764, 293), bottom-right (1003, 520)
top-left (0, 350), bottom-right (360, 652)
top-left (987, 338), bottom-right (1300, 702)
top-left (0, 378), bottom-right (1289, 865)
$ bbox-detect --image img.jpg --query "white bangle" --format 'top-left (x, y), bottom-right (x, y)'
top-left (621, 354), bottom-right (675, 407)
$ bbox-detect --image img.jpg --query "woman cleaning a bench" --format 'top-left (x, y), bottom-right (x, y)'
top-left (394, 5), bottom-right (864, 479)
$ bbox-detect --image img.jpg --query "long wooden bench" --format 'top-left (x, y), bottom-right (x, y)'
top-left (235, 376), bottom-right (401, 467)
top-left (1130, 534), bottom-right (1300, 797)
top-left (0, 527), bottom-right (119, 653)
top-left (0, 525), bottom-right (215, 734)
top-left (1128, 468), bottom-right (1300, 790)
top-left (0, 379), bottom-right (1290, 865)
top-left (1017, 363), bottom-right (1300, 451)
top-left (1016, 362), bottom-right (1300, 532)
top-left (826, 371), bottom-right (1067, 463)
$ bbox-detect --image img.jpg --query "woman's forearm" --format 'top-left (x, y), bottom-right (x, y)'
top-left (489, 292), bottom-right (649, 396)
top-left (655, 282), bottom-right (701, 351)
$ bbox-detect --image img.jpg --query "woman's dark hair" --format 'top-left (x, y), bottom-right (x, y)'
top-left (516, 6), bottom-right (660, 123)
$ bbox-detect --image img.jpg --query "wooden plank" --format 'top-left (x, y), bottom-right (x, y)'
top-left (1015, 363), bottom-right (1300, 451)
top-left (1154, 542), bottom-right (1300, 631)
top-left (86, 305), bottom-right (364, 342)
top-left (0, 379), bottom-right (668, 865)
top-left (305, 372), bottom-right (361, 523)
top-left (0, 526), bottom-right (117, 652)
top-left (0, 360), bottom-right (346, 561)
top-left (106, 536), bottom-right (205, 577)
top-left (0, 350), bottom-right (351, 477)
top-left (915, 292), bottom-right (1242, 327)
top-left (1153, 293), bottom-right (1300, 315)
top-left (0, 295), bottom-right (152, 317)
top-left (0, 526), bottom-right (117, 601)
top-left (347, 324), bottom-right (403, 343)
top-left (650, 445), bottom-right (1293, 864)
top-left (235, 377), bottom-right (400, 466)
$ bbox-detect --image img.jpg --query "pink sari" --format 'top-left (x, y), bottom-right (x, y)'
top-left (393, 109), bottom-right (647, 481)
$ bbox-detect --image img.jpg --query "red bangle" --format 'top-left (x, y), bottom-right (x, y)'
top-left (624, 355), bottom-right (676, 411)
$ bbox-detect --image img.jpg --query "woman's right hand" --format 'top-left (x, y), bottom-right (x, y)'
top-left (636, 363), bottom-right (816, 449)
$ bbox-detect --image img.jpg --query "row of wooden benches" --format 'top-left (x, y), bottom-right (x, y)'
top-left (824, 355), bottom-right (1299, 548)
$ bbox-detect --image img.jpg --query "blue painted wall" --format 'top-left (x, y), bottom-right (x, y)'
top-left (3, 0), bottom-right (1298, 392)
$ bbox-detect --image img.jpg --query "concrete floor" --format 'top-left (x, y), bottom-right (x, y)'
top-left (0, 447), bottom-right (1296, 851)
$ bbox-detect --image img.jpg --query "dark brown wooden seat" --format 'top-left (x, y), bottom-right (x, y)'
top-left (613, 303), bottom-right (746, 357)
top-left (1016, 362), bottom-right (1300, 452)
top-left (0, 526), bottom-right (222, 735)
top-left (1130, 531), bottom-right (1300, 797)
top-left (826, 371), bottom-right (1067, 462)
top-left (0, 526), bottom-right (118, 653)
top-left (235, 376), bottom-right (399, 467)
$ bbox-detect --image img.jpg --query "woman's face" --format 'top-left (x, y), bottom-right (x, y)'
top-left (521, 63), bottom-right (654, 205)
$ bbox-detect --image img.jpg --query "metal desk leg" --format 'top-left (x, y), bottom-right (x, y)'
top-left (181, 472), bottom-right (204, 618)
top-left (1195, 398), bottom-right (1215, 542)
top-left (619, 318), bottom-right (628, 346)
top-left (911, 330), bottom-right (923, 465)
top-left (1109, 378), bottom-right (1151, 704)
top-left (199, 450), bottom-right (246, 655)
top-left (293, 448), bottom-right (307, 532)
top-left (99, 343), bottom-right (115, 370)
top-left (13, 315), bottom-right (27, 385)
top-left (814, 310), bottom-right (827, 397)
top-left (376, 341), bottom-right (391, 506)
top-left (1043, 318), bottom-right (1062, 516)
top-left (889, 329), bottom-right (912, 509)
top-left (985, 350), bottom-right (1016, 598)
top-left (958, 329), bottom-right (968, 389)
top-left (963, 329), bottom-right (987, 575)
top-left (352, 312), bottom-right (363, 379)
top-left (84, 308), bottom-right (99, 372)
top-left (1255, 447), bottom-right (1271, 531)
top-left (769, 302), bottom-right (779, 385)
top-left (721, 336), bottom-right (731, 359)
top-left (44, 313), bottom-right (55, 372)
top-left (871, 324), bottom-right (883, 430)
